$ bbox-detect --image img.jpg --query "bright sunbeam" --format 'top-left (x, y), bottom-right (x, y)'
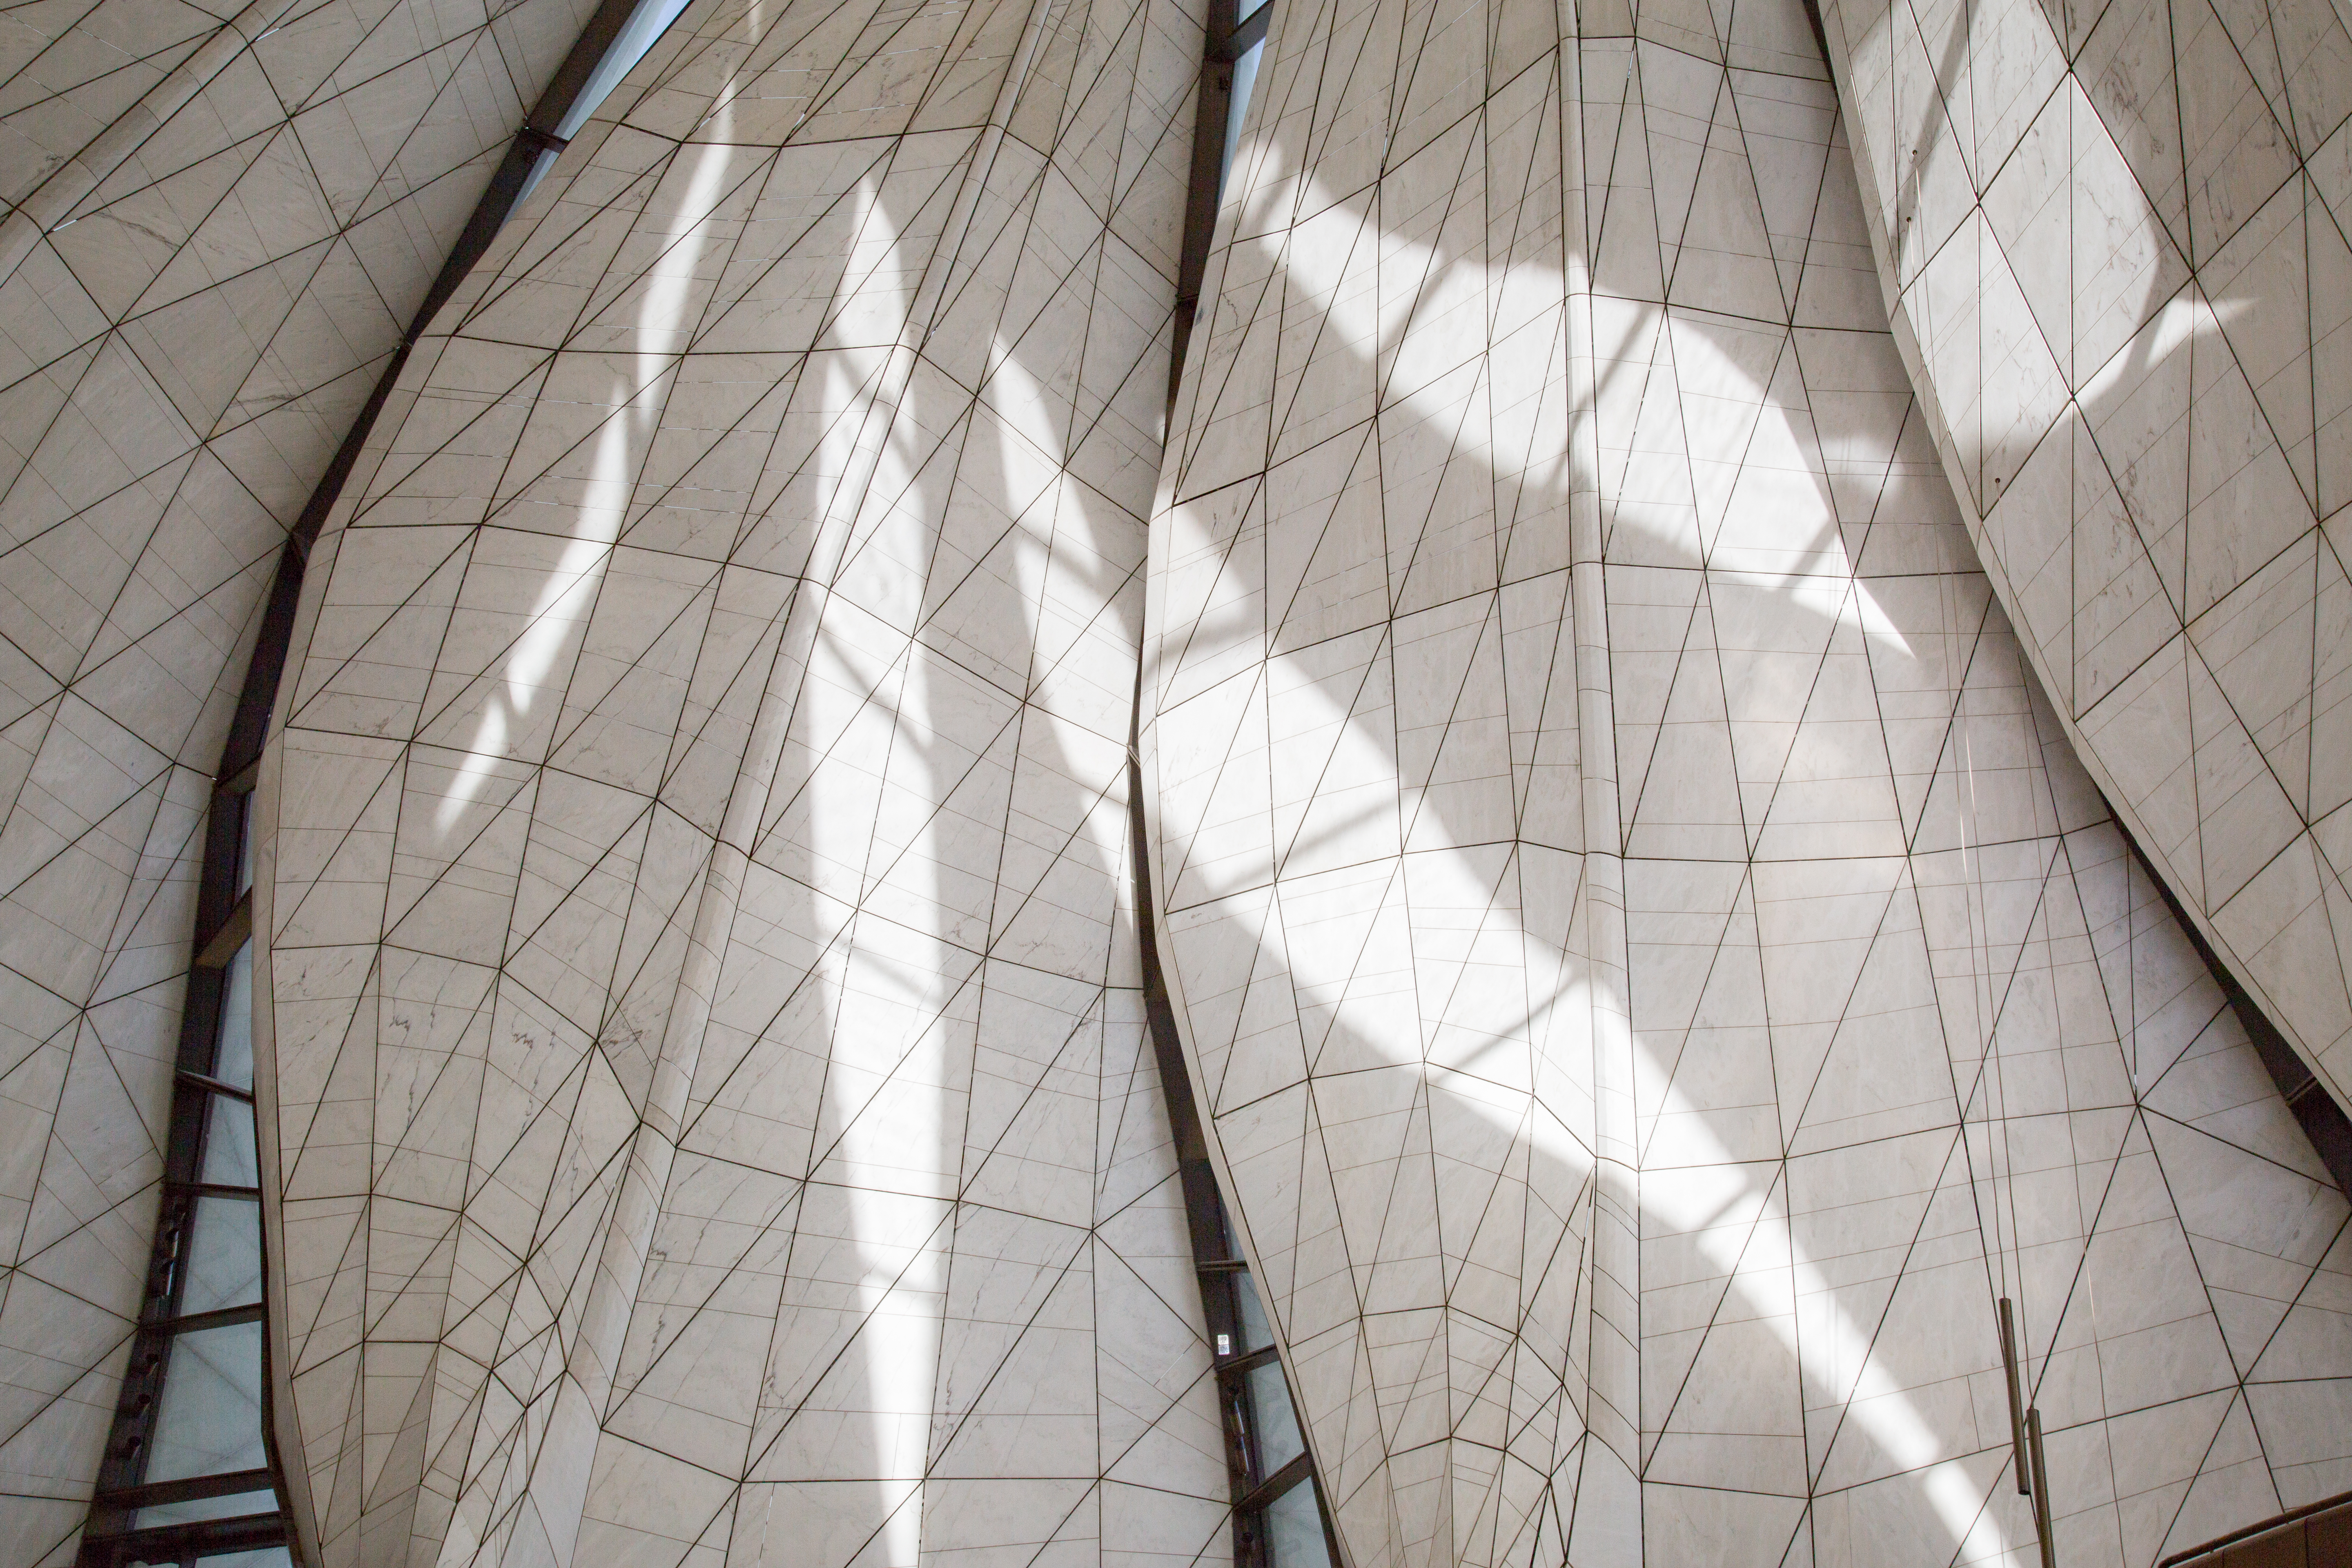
top-left (812, 176), bottom-right (947, 1568)
top-left (438, 120), bottom-right (740, 831)
top-left (1160, 592), bottom-right (2013, 1554)
top-left (1244, 155), bottom-right (1915, 659)
top-left (1158, 145), bottom-right (2030, 1562)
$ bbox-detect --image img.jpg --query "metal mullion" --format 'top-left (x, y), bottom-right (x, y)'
top-left (1179, 1158), bottom-right (1233, 1273)
top-left (97, 1089), bottom-right (224, 1497)
top-left (1221, 1368), bottom-right (1262, 1499)
top-left (176, 1070), bottom-right (254, 1104)
top-left (163, 1179), bottom-right (265, 1201)
top-left (1203, 1264), bottom-right (1256, 1518)
top-left (149, 1302), bottom-right (268, 1338)
top-left (81, 1509), bottom-right (289, 1568)
top-left (1227, 3), bottom-right (1268, 56)
top-left (192, 896), bottom-right (251, 971)
top-left (95, 1298), bottom-right (271, 1506)
top-left (190, 784), bottom-right (245, 958)
top-left (159, 1079), bottom-right (212, 1194)
top-left (89, 1309), bottom-right (265, 1518)
top-left (1221, 1342), bottom-right (1279, 1374)
top-left (1167, 0), bottom-right (1242, 415)
top-left (1238, 1452), bottom-right (1314, 1515)
top-left (1129, 603), bottom-right (1335, 1568)
top-left (1236, 1459), bottom-right (1346, 1568)
top-left (96, 1468), bottom-right (281, 1513)
top-left (90, 1323), bottom-right (174, 1501)
top-left (176, 1077), bottom-right (253, 1299)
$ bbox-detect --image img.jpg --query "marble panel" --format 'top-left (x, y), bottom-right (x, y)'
top-left (247, 0), bottom-right (1226, 1564)
top-left (1143, 0), bottom-right (2352, 1564)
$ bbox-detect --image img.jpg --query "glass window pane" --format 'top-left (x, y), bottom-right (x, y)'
top-left (1236, 0), bottom-right (1268, 20)
top-left (234, 793), bottom-right (253, 899)
top-left (553, 0), bottom-right (696, 140)
top-left (1218, 36), bottom-right (1265, 196)
top-left (1247, 1356), bottom-right (1305, 1479)
top-left (134, 1487), bottom-right (279, 1530)
top-left (214, 941), bottom-right (253, 1089)
top-left (201, 1095), bottom-right (258, 1188)
top-left (146, 1321), bottom-right (267, 1483)
top-left (194, 1550), bottom-right (293, 1568)
top-left (180, 1196), bottom-right (263, 1314)
top-left (1233, 1269), bottom-right (1275, 1354)
top-left (1265, 1478), bottom-right (1332, 1568)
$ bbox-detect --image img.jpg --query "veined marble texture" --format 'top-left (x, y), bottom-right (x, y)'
top-left (7, 0), bottom-right (2350, 1555)
top-left (0, 0), bottom-right (599, 1553)
top-left (248, 0), bottom-right (1228, 1564)
top-left (1818, 0), bottom-right (2352, 1125)
top-left (1140, 0), bottom-right (2352, 1566)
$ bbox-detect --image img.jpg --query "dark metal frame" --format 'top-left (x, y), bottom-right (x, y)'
top-left (73, 0), bottom-right (690, 1557)
top-left (1167, 0), bottom-right (1271, 416)
top-left (1131, 753), bottom-right (1345, 1568)
top-left (76, 726), bottom-right (283, 1568)
top-left (78, 0), bottom-right (1347, 1553)
top-left (2118, 822), bottom-right (2352, 1196)
top-left (2157, 1487), bottom-right (2352, 1566)
top-left (1143, 2), bottom-right (1345, 1560)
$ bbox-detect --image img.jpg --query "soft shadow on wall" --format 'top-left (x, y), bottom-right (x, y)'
top-left (1139, 0), bottom-right (2352, 1561)
top-left (245, 0), bottom-right (1244, 1566)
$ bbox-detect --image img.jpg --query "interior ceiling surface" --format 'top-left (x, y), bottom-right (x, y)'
top-left (245, 0), bottom-right (1231, 1564)
top-left (0, 0), bottom-right (600, 1552)
top-left (2, 0), bottom-right (2350, 1552)
top-left (1140, 1), bottom-right (2352, 1567)
top-left (1816, 0), bottom-right (2352, 1116)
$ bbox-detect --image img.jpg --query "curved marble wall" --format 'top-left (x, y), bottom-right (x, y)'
top-left (0, 0), bottom-right (593, 1552)
top-left (249, 0), bottom-right (1227, 1562)
top-left (1140, 0), bottom-right (2352, 1564)
top-left (1815, 0), bottom-right (2352, 1118)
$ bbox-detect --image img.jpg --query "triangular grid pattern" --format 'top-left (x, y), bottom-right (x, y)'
top-left (1822, 0), bottom-right (2352, 1134)
top-left (7, 0), bottom-right (2351, 1556)
top-left (252, 0), bottom-right (1233, 1564)
top-left (0, 0), bottom-right (601, 1553)
top-left (1140, 0), bottom-right (2352, 1564)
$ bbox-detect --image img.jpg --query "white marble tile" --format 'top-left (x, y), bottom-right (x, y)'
top-left (1828, 0), bottom-right (2352, 1144)
top-left (238, 1), bottom-right (1225, 1566)
top-left (0, 0), bottom-right (605, 1545)
top-left (16, 0), bottom-right (2352, 1558)
top-left (1145, 0), bottom-right (2352, 1562)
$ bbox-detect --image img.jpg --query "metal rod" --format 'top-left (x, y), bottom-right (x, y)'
top-left (2027, 1405), bottom-right (2058, 1567)
top-left (2000, 1296), bottom-right (2031, 1495)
